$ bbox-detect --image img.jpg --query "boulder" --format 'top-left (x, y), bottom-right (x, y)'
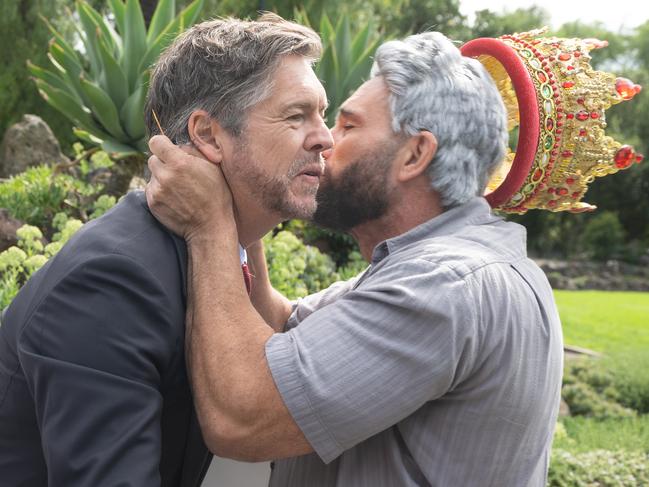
top-left (0, 209), bottom-right (23, 252)
top-left (0, 114), bottom-right (69, 178)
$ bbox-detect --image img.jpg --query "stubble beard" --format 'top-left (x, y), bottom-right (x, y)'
top-left (234, 141), bottom-right (322, 221)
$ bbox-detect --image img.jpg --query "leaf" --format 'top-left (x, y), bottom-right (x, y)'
top-left (120, 86), bottom-right (146, 140)
top-left (343, 38), bottom-right (381, 95)
top-left (76, 0), bottom-right (102, 78)
top-left (79, 77), bottom-right (129, 141)
top-left (107, 0), bottom-right (126, 36)
top-left (27, 61), bottom-right (81, 102)
top-left (336, 15), bottom-right (352, 77)
top-left (137, 0), bottom-right (204, 75)
top-left (318, 45), bottom-right (338, 116)
top-left (96, 30), bottom-right (129, 110)
top-left (101, 139), bottom-right (142, 158)
top-left (48, 42), bottom-right (90, 106)
top-left (34, 79), bottom-right (111, 140)
top-left (39, 14), bottom-right (82, 64)
top-left (177, 0), bottom-right (204, 30)
top-left (350, 22), bottom-right (372, 63)
top-left (122, 0), bottom-right (147, 91)
top-left (73, 128), bottom-right (105, 145)
top-left (146, 0), bottom-right (176, 44)
top-left (82, 1), bottom-right (123, 55)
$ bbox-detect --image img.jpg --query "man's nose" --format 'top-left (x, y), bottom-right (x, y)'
top-left (306, 118), bottom-right (334, 152)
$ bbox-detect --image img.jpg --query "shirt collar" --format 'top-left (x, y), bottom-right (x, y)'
top-left (371, 197), bottom-right (501, 264)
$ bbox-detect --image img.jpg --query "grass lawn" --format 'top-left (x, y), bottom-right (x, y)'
top-left (554, 416), bottom-right (649, 452)
top-left (551, 289), bottom-right (649, 471)
top-left (554, 290), bottom-right (649, 354)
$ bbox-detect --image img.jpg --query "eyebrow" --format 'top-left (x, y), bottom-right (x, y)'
top-left (338, 108), bottom-right (362, 121)
top-left (281, 99), bottom-right (329, 115)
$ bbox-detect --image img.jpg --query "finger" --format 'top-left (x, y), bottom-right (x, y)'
top-left (147, 154), bottom-right (166, 177)
top-left (149, 135), bottom-right (190, 166)
top-left (145, 177), bottom-right (160, 208)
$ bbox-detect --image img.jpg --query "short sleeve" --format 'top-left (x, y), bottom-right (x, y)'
top-left (265, 257), bottom-right (478, 463)
top-left (284, 270), bottom-right (367, 330)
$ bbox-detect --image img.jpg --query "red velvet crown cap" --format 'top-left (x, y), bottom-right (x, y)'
top-left (460, 38), bottom-right (540, 209)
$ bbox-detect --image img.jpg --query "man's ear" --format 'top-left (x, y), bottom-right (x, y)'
top-left (397, 131), bottom-right (437, 183)
top-left (187, 110), bottom-right (228, 164)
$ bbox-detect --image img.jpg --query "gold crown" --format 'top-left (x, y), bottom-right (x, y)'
top-left (461, 28), bottom-right (643, 213)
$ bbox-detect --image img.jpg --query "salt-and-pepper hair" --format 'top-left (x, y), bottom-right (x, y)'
top-left (145, 14), bottom-right (321, 143)
top-left (371, 32), bottom-right (508, 208)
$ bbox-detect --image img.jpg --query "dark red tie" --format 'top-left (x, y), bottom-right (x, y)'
top-left (242, 263), bottom-right (252, 295)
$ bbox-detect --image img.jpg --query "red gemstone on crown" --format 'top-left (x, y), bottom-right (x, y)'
top-left (614, 145), bottom-right (636, 169)
top-left (562, 81), bottom-right (575, 88)
top-left (559, 53), bottom-right (571, 61)
top-left (615, 77), bottom-right (642, 100)
top-left (576, 111), bottom-right (589, 121)
top-left (558, 188), bottom-right (569, 196)
top-left (562, 150), bottom-right (573, 157)
top-left (566, 177), bottom-right (576, 184)
top-left (591, 112), bottom-right (600, 119)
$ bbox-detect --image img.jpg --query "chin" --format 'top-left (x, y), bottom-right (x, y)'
top-left (285, 198), bottom-right (317, 220)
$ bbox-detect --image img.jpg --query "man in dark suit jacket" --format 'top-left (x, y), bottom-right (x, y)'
top-left (0, 14), bottom-right (331, 486)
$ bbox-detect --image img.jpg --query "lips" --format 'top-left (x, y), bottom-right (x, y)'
top-left (296, 163), bottom-right (324, 178)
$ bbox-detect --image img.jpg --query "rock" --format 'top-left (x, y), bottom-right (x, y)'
top-left (0, 209), bottom-right (23, 252)
top-left (0, 114), bottom-right (69, 178)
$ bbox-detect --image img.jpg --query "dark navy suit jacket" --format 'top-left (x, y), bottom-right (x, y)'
top-left (0, 191), bottom-right (212, 486)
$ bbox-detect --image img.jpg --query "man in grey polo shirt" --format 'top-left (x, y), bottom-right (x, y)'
top-left (146, 31), bottom-right (563, 486)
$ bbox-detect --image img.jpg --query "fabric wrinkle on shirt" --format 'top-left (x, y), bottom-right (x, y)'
top-left (265, 197), bottom-right (564, 487)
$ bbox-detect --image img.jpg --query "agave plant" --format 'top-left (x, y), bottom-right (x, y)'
top-left (28, 0), bottom-right (204, 191)
top-left (294, 8), bottom-right (383, 120)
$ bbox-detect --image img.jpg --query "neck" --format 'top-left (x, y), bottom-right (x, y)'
top-left (231, 194), bottom-right (281, 248)
top-left (351, 183), bottom-right (443, 262)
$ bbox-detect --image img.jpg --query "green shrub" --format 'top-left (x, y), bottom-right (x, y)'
top-left (605, 352), bottom-right (649, 414)
top-left (0, 146), bottom-right (115, 235)
top-left (562, 358), bottom-right (636, 419)
top-left (548, 449), bottom-right (649, 486)
top-left (580, 211), bottom-right (626, 261)
top-left (0, 216), bottom-right (82, 309)
top-left (282, 219), bottom-right (360, 267)
top-left (264, 230), bottom-right (340, 299)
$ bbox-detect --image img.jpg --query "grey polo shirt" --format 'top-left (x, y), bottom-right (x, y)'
top-left (265, 197), bottom-right (563, 486)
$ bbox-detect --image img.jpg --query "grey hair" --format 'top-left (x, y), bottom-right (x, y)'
top-left (371, 32), bottom-right (508, 208)
top-left (144, 13), bottom-right (322, 143)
